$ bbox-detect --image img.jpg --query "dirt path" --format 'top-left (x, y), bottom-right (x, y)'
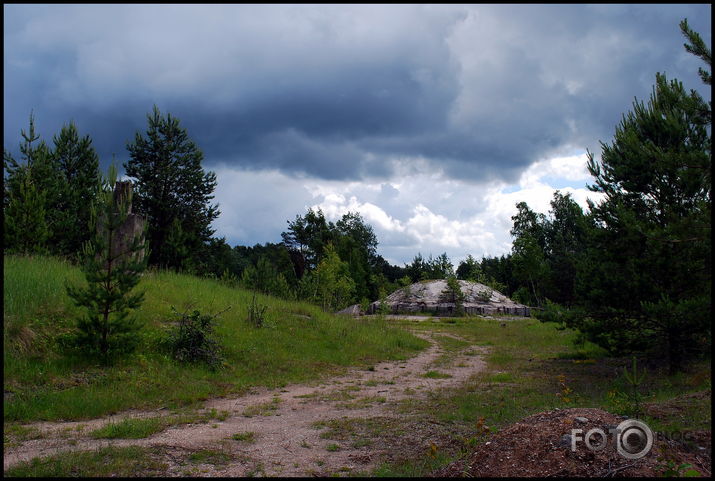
top-left (4, 329), bottom-right (487, 476)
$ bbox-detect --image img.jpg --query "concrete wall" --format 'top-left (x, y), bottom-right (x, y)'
top-left (367, 302), bottom-right (530, 317)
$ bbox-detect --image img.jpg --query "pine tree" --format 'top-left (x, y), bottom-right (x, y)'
top-left (124, 105), bottom-right (219, 270)
top-left (51, 121), bottom-right (101, 256)
top-left (3, 167), bottom-right (50, 254)
top-left (4, 112), bottom-right (60, 254)
top-left (65, 164), bottom-right (148, 364)
top-left (576, 22), bottom-right (711, 371)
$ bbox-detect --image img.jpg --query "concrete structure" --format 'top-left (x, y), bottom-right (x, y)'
top-left (338, 279), bottom-right (530, 317)
top-left (98, 181), bottom-right (147, 267)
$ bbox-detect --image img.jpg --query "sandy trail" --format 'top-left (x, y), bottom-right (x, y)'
top-left (4, 329), bottom-right (486, 476)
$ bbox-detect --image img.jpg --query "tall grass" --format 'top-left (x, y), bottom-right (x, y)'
top-left (3, 255), bottom-right (428, 422)
top-left (3, 255), bottom-right (83, 324)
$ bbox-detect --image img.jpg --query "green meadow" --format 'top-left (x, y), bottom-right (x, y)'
top-left (3, 254), bottom-right (428, 422)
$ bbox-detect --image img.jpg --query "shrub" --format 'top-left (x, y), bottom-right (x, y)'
top-left (163, 306), bottom-right (226, 370)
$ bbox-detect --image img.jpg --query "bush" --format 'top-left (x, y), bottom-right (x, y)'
top-left (163, 306), bottom-right (226, 370)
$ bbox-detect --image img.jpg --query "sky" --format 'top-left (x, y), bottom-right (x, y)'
top-left (4, 4), bottom-right (711, 266)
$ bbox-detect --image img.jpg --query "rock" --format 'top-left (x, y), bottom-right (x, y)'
top-left (574, 417), bottom-right (589, 424)
top-left (336, 304), bottom-right (363, 316)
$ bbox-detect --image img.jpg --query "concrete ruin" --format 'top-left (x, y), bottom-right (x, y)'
top-left (98, 181), bottom-right (147, 267)
top-left (339, 279), bottom-right (530, 317)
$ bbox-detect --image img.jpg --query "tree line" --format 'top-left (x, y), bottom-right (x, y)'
top-left (2, 107), bottom-right (510, 313)
top-left (3, 20), bottom-right (709, 372)
top-left (510, 20), bottom-right (711, 372)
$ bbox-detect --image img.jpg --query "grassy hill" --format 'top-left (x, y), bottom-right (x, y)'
top-left (3, 254), bottom-right (428, 422)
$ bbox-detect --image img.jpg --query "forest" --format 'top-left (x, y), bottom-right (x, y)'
top-left (3, 20), bottom-right (710, 374)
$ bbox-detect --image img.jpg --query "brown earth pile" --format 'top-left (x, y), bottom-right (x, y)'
top-left (433, 407), bottom-right (711, 477)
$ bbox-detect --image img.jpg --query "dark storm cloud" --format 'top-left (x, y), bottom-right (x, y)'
top-left (4, 4), bottom-right (711, 183)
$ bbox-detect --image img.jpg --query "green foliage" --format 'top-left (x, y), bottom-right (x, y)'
top-left (303, 242), bottom-right (356, 311)
top-left (479, 254), bottom-right (517, 297)
top-left (163, 306), bottom-right (226, 369)
top-left (511, 232), bottom-right (548, 306)
top-left (124, 105), bottom-right (219, 271)
top-left (534, 299), bottom-right (581, 327)
top-left (3, 112), bottom-right (56, 255)
top-left (407, 252), bottom-right (454, 281)
top-left (510, 286), bottom-right (533, 306)
top-left (456, 254), bottom-right (483, 282)
top-left (657, 459), bottom-right (702, 478)
top-left (443, 276), bottom-right (466, 316)
top-left (282, 209), bottom-right (380, 302)
top-left (219, 268), bottom-right (239, 288)
top-left (247, 292), bottom-right (269, 328)
top-left (50, 121), bottom-right (101, 256)
top-left (90, 417), bottom-right (166, 439)
top-left (609, 357), bottom-right (647, 418)
top-left (680, 18), bottom-right (711, 86)
top-left (4, 114), bottom-right (100, 258)
top-left (64, 164), bottom-right (148, 365)
top-left (281, 208), bottom-right (334, 270)
top-left (542, 192), bottom-right (590, 306)
top-left (508, 193), bottom-right (590, 307)
top-left (231, 431), bottom-right (256, 443)
top-left (3, 168), bottom-right (50, 254)
top-left (377, 288), bottom-right (391, 315)
top-left (576, 27), bottom-right (711, 371)
top-left (241, 255), bottom-right (293, 299)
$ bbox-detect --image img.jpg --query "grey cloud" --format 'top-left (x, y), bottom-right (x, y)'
top-left (4, 4), bottom-right (711, 185)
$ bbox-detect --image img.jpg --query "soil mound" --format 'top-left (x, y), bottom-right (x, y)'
top-left (432, 407), bottom-right (711, 477)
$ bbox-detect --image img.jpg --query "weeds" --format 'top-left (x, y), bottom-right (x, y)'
top-left (187, 449), bottom-right (231, 466)
top-left (243, 396), bottom-right (282, 417)
top-left (247, 292), bottom-right (268, 328)
top-left (90, 417), bottom-right (165, 439)
top-left (231, 431), bottom-right (256, 443)
top-left (555, 373), bottom-right (576, 405)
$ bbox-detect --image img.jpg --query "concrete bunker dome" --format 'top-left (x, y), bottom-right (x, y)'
top-left (340, 279), bottom-right (530, 317)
